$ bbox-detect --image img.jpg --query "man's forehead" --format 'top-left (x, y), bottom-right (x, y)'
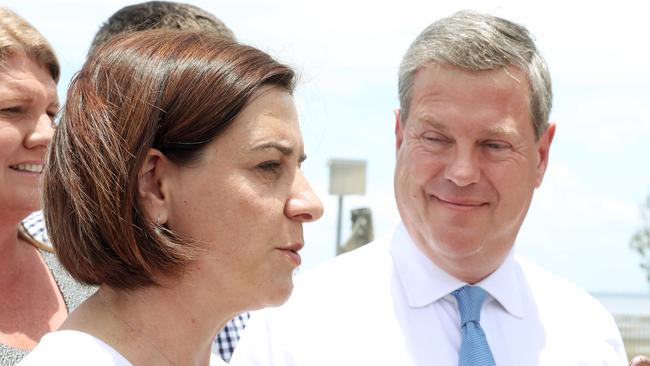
top-left (405, 64), bottom-right (534, 137)
top-left (408, 64), bottom-right (531, 114)
top-left (413, 63), bottom-right (527, 84)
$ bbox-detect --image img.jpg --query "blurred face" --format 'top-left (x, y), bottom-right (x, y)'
top-left (166, 86), bottom-right (323, 308)
top-left (394, 64), bottom-right (555, 282)
top-left (0, 53), bottom-right (57, 218)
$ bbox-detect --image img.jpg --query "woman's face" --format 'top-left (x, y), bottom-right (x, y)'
top-left (0, 53), bottom-right (57, 218)
top-left (165, 86), bottom-right (323, 309)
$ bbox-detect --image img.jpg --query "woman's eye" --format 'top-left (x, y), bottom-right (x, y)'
top-left (0, 106), bottom-right (22, 114)
top-left (257, 161), bottom-right (281, 173)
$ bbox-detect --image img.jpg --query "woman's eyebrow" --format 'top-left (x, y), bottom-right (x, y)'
top-left (252, 142), bottom-right (293, 156)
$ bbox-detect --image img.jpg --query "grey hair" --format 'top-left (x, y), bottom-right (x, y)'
top-left (89, 1), bottom-right (235, 55)
top-left (398, 10), bottom-right (552, 140)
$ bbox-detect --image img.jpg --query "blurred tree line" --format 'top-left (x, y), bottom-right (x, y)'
top-left (631, 194), bottom-right (650, 286)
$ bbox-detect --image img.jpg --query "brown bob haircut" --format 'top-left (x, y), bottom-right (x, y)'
top-left (43, 30), bottom-right (295, 290)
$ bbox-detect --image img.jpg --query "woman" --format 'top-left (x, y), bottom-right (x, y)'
top-left (0, 8), bottom-right (94, 365)
top-left (20, 29), bottom-right (322, 365)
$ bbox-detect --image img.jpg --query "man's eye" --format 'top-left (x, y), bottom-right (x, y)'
top-left (422, 132), bottom-right (450, 144)
top-left (484, 141), bottom-right (510, 150)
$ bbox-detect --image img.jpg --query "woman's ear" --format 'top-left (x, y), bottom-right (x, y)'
top-left (138, 148), bottom-right (172, 225)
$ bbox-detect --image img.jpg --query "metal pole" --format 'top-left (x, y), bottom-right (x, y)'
top-left (336, 195), bottom-right (343, 254)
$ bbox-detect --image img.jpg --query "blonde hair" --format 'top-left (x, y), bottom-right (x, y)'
top-left (0, 7), bottom-right (60, 82)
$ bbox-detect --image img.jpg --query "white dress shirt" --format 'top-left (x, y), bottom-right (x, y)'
top-left (230, 223), bottom-right (627, 366)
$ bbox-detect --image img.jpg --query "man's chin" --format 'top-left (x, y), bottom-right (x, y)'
top-left (423, 232), bottom-right (487, 260)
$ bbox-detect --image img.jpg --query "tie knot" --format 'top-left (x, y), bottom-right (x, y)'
top-left (453, 285), bottom-right (488, 325)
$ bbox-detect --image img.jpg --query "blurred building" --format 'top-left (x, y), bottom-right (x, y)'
top-left (594, 293), bottom-right (650, 359)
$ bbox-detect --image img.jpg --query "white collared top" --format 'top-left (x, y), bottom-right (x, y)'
top-left (230, 223), bottom-right (627, 366)
top-left (19, 330), bottom-right (228, 366)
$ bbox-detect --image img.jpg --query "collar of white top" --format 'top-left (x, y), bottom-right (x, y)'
top-left (390, 222), bottom-right (525, 319)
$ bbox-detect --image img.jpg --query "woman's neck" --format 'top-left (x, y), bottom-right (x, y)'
top-left (65, 282), bottom-right (235, 366)
top-left (0, 222), bottom-right (24, 287)
top-left (0, 207), bottom-right (32, 261)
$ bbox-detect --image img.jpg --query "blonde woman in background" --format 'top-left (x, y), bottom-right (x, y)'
top-left (0, 7), bottom-right (95, 365)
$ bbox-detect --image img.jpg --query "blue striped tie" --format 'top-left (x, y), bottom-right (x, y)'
top-left (453, 285), bottom-right (496, 366)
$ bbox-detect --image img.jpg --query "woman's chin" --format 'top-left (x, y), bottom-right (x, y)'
top-left (256, 282), bottom-right (294, 309)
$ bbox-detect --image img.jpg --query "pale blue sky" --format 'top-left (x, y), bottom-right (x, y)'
top-left (6, 0), bottom-right (650, 293)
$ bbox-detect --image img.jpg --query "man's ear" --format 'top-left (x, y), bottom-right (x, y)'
top-left (395, 108), bottom-right (404, 152)
top-left (534, 122), bottom-right (556, 188)
top-left (138, 148), bottom-right (172, 225)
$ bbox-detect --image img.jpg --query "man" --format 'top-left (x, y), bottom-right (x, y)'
top-left (22, 2), bottom-right (246, 362)
top-left (632, 356), bottom-right (650, 366)
top-left (87, 0), bottom-right (234, 54)
top-left (229, 10), bottom-right (629, 365)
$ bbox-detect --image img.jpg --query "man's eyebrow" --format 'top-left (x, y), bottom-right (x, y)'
top-left (482, 125), bottom-right (519, 139)
top-left (418, 115), bottom-right (448, 131)
top-left (419, 115), bottom-right (520, 139)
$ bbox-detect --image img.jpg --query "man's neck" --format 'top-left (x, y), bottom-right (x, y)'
top-left (410, 237), bottom-right (509, 284)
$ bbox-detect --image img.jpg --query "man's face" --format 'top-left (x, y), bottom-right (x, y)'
top-left (394, 64), bottom-right (555, 282)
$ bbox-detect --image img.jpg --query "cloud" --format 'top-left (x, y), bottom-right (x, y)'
top-left (558, 95), bottom-right (650, 148)
top-left (534, 161), bottom-right (641, 225)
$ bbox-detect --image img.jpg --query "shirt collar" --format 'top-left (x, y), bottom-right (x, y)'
top-left (475, 250), bottom-right (525, 318)
top-left (390, 222), bottom-right (525, 319)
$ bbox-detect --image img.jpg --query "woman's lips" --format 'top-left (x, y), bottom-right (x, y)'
top-left (277, 242), bottom-right (304, 266)
top-left (9, 163), bottom-right (44, 174)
